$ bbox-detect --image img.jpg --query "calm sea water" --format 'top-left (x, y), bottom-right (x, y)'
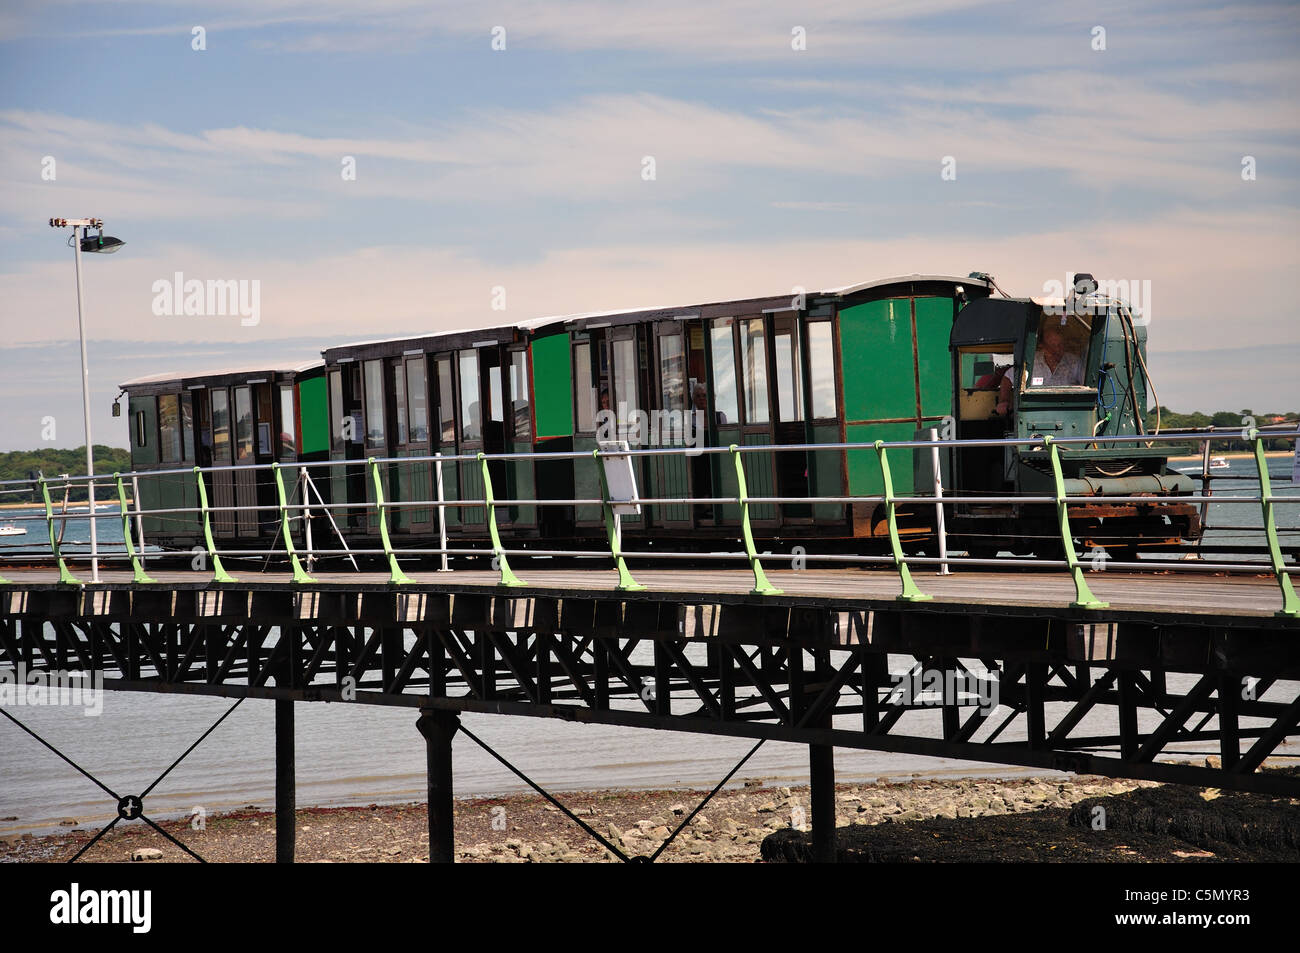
top-left (1, 456), bottom-right (1296, 837)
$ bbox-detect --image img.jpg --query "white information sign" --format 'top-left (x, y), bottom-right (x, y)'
top-left (598, 440), bottom-right (641, 516)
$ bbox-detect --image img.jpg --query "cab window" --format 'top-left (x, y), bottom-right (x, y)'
top-left (1029, 313), bottom-right (1091, 388)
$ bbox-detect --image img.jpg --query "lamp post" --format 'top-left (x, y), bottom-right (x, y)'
top-left (48, 217), bottom-right (125, 584)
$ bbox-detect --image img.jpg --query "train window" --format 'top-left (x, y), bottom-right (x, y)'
top-left (741, 317), bottom-right (769, 425)
top-left (458, 350), bottom-right (481, 441)
top-left (659, 333), bottom-right (686, 412)
top-left (329, 369), bottom-right (344, 448)
top-left (774, 328), bottom-right (803, 422)
top-left (255, 384), bottom-right (274, 455)
top-left (363, 360), bottom-right (387, 448)
top-left (573, 341), bottom-right (595, 433)
top-left (135, 410), bottom-right (148, 448)
top-left (391, 362), bottom-right (408, 445)
top-left (159, 394), bottom-right (182, 463)
top-left (234, 386), bottom-right (254, 462)
top-left (406, 359), bottom-right (428, 443)
top-left (510, 350), bottom-right (530, 435)
top-left (437, 356), bottom-right (455, 445)
top-left (612, 336), bottom-right (639, 437)
top-left (181, 393), bottom-right (194, 461)
top-left (710, 319), bottom-right (738, 425)
top-left (1029, 313), bottom-right (1091, 387)
top-left (212, 389), bottom-right (231, 464)
top-left (279, 384), bottom-right (296, 456)
top-left (808, 322), bottom-right (837, 419)
top-left (489, 364), bottom-right (504, 423)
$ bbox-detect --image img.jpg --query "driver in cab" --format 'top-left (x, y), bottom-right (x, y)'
top-left (1031, 325), bottom-right (1084, 386)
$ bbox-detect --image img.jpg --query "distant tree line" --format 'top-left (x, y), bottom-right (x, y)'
top-left (0, 447), bottom-right (132, 503)
top-left (1155, 409), bottom-right (1299, 454)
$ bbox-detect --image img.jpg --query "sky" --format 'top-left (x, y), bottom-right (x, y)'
top-left (1, 0), bottom-right (1297, 451)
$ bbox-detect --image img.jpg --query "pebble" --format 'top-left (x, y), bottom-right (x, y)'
top-left (131, 848), bottom-right (163, 861)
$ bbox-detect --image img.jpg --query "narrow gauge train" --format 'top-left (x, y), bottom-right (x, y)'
top-left (120, 272), bottom-right (1198, 562)
top-left (118, 362), bottom-right (329, 546)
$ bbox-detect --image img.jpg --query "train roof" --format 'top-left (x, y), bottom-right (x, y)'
top-left (120, 360), bottom-right (324, 392)
top-left (321, 273), bottom-right (989, 362)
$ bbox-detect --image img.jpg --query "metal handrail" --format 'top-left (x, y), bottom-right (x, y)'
top-left (1, 430), bottom-right (1294, 615)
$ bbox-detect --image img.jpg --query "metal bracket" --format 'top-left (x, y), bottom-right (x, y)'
top-left (1044, 437), bottom-right (1107, 609)
top-left (193, 466), bottom-right (236, 583)
top-left (874, 441), bottom-right (930, 602)
top-left (731, 446), bottom-right (782, 596)
top-left (114, 472), bottom-right (154, 584)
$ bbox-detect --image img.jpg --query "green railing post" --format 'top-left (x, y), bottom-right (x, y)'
top-left (194, 466), bottom-right (236, 583)
top-left (593, 448), bottom-right (646, 592)
top-left (478, 453), bottom-right (525, 587)
top-left (731, 446), bottom-right (781, 596)
top-left (38, 475), bottom-right (79, 585)
top-left (272, 463), bottom-right (315, 585)
top-left (1250, 430), bottom-right (1298, 618)
top-left (114, 472), bottom-right (154, 584)
top-left (874, 441), bottom-right (930, 602)
top-left (370, 457), bottom-right (414, 585)
top-left (1044, 438), bottom-right (1107, 609)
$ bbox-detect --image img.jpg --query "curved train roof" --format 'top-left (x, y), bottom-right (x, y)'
top-left (120, 360), bottom-right (323, 391)
top-left (321, 273), bottom-right (989, 362)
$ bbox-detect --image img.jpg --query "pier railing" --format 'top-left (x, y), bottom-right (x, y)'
top-left (1, 429), bottom-right (1296, 617)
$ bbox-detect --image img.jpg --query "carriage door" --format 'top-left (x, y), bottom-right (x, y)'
top-left (771, 314), bottom-right (811, 522)
top-left (433, 354), bottom-right (462, 531)
top-left (455, 348), bottom-right (486, 531)
top-left (650, 322), bottom-right (692, 528)
top-left (608, 326), bottom-right (645, 530)
top-left (504, 345), bottom-right (538, 529)
top-left (232, 384), bottom-right (260, 537)
top-left (209, 388), bottom-right (237, 538)
top-left (737, 315), bottom-right (778, 526)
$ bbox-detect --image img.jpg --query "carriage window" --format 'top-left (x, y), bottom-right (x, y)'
top-left (808, 322), bottom-right (837, 419)
top-left (406, 359), bottom-right (428, 443)
top-left (329, 369), bottom-right (344, 448)
top-left (391, 362), bottom-right (408, 445)
top-left (774, 328), bottom-right (803, 422)
top-left (612, 336), bottom-right (639, 436)
top-left (437, 356), bottom-right (455, 445)
top-left (234, 386), bottom-right (254, 462)
top-left (659, 334), bottom-right (686, 413)
top-left (181, 393), bottom-right (194, 461)
top-left (135, 410), bottom-right (148, 448)
top-left (279, 384), bottom-right (296, 456)
top-left (710, 319), bottom-right (738, 425)
top-left (159, 394), bottom-right (182, 463)
top-left (489, 364), bottom-right (504, 423)
top-left (363, 360), bottom-right (387, 448)
top-left (211, 389), bottom-right (231, 464)
top-left (573, 341), bottom-right (595, 432)
top-left (458, 350), bottom-right (481, 441)
top-left (510, 350), bottom-right (530, 435)
top-left (741, 318), bottom-right (769, 425)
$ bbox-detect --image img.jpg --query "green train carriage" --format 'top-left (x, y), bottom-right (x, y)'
top-left (119, 362), bottom-right (330, 550)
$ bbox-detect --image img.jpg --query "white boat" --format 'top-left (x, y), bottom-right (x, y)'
top-left (1209, 456), bottom-right (1230, 470)
top-left (0, 524), bottom-right (26, 537)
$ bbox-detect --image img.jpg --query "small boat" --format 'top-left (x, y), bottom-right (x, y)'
top-left (1209, 456), bottom-right (1230, 470)
top-left (0, 524), bottom-right (26, 537)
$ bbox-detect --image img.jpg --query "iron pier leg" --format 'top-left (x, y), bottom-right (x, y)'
top-left (417, 709), bottom-right (460, 863)
top-left (809, 739), bottom-right (837, 863)
top-left (275, 698), bottom-right (295, 864)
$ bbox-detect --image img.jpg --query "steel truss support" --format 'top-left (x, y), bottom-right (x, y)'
top-left (2, 587), bottom-right (1298, 804)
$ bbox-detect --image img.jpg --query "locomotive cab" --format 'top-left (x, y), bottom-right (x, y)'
top-left (949, 294), bottom-right (1199, 556)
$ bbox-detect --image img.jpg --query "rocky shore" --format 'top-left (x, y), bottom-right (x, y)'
top-left (4, 772), bottom-right (1296, 863)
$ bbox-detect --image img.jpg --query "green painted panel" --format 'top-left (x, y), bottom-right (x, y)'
top-left (809, 422), bottom-right (844, 522)
top-left (507, 441), bottom-right (536, 525)
top-left (531, 333), bottom-right (573, 439)
top-left (129, 396), bottom-right (158, 466)
top-left (741, 433), bottom-right (777, 522)
top-left (915, 296), bottom-right (955, 418)
top-left (573, 434), bottom-right (602, 524)
top-left (298, 376), bottom-right (330, 455)
top-left (838, 298), bottom-right (915, 422)
top-left (845, 422), bottom-right (917, 497)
